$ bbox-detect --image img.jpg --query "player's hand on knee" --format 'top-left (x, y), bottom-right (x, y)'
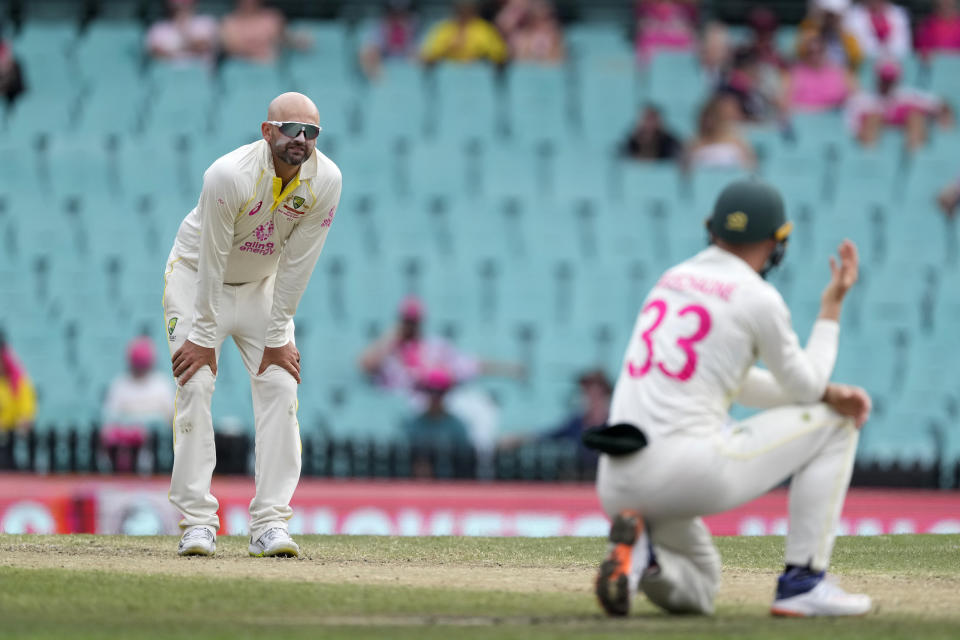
top-left (171, 340), bottom-right (217, 385)
top-left (823, 383), bottom-right (871, 428)
top-left (257, 342), bottom-right (301, 383)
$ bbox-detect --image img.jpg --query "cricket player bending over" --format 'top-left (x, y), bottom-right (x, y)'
top-left (163, 92), bottom-right (342, 557)
top-left (594, 178), bottom-right (872, 617)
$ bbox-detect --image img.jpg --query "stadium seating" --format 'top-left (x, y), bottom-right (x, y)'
top-left (1, 16), bottom-right (958, 480)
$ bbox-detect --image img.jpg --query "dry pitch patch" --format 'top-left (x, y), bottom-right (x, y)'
top-left (1, 534), bottom-right (959, 639)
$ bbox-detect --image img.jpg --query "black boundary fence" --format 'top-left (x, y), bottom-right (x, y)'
top-left (0, 425), bottom-right (956, 488)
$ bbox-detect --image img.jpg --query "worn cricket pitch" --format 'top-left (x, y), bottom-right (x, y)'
top-left (1, 534), bottom-right (958, 639)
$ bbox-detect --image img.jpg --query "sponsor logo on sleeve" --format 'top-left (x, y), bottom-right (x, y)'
top-left (320, 205), bottom-right (337, 228)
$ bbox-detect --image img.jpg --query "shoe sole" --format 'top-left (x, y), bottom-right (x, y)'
top-left (595, 510), bottom-right (644, 617)
top-left (771, 607), bottom-right (870, 618)
top-left (249, 546), bottom-right (300, 558)
top-left (178, 547), bottom-right (215, 557)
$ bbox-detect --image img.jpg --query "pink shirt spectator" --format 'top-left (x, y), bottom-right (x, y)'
top-left (846, 87), bottom-right (944, 130)
top-left (789, 63), bottom-right (850, 111)
top-left (636, 0), bottom-right (698, 60)
top-left (146, 12), bottom-right (219, 65)
top-left (376, 337), bottom-right (482, 393)
top-left (916, 6), bottom-right (960, 55)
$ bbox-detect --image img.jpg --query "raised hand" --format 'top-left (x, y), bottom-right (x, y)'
top-left (819, 240), bottom-right (859, 321)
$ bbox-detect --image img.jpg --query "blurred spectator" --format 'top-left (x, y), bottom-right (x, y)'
top-left (420, 1), bottom-right (509, 65)
top-left (360, 296), bottom-right (523, 462)
top-left (847, 59), bottom-right (954, 150)
top-left (784, 32), bottom-right (855, 113)
top-left (716, 47), bottom-right (780, 123)
top-left (699, 22), bottom-right (732, 84)
top-left (0, 332), bottom-right (36, 469)
top-left (0, 25), bottom-right (25, 106)
top-left (937, 173), bottom-right (960, 217)
top-left (359, 0), bottom-right (419, 79)
top-left (686, 94), bottom-right (756, 170)
top-left (798, 0), bottom-right (863, 71)
top-left (145, 0), bottom-right (219, 66)
top-left (401, 367), bottom-right (473, 478)
top-left (496, 0), bottom-right (565, 63)
top-left (845, 0), bottom-right (912, 60)
top-left (101, 337), bottom-right (175, 473)
top-left (635, 0), bottom-right (699, 61)
top-left (916, 0), bottom-right (960, 58)
top-left (499, 369), bottom-right (611, 472)
top-left (220, 0), bottom-right (310, 63)
top-left (744, 7), bottom-right (787, 71)
top-left (620, 104), bottom-right (682, 161)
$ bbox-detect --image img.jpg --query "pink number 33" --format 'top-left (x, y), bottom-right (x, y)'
top-left (626, 299), bottom-right (712, 382)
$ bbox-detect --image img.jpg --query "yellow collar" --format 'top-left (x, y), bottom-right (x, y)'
top-left (270, 173), bottom-right (301, 212)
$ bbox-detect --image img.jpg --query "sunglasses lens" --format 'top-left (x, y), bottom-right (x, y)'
top-left (278, 122), bottom-right (320, 140)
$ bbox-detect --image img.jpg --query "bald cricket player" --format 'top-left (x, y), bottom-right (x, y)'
top-left (163, 92), bottom-right (342, 557)
top-left (592, 178), bottom-right (873, 618)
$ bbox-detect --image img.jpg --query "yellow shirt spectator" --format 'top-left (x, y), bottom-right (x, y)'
top-left (0, 375), bottom-right (36, 431)
top-left (421, 16), bottom-right (508, 64)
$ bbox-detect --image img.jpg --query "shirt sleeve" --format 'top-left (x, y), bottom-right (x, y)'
top-left (483, 24), bottom-right (509, 63)
top-left (187, 163), bottom-right (242, 349)
top-left (748, 289), bottom-right (839, 405)
top-left (264, 168), bottom-right (343, 347)
top-left (420, 23), bottom-right (450, 61)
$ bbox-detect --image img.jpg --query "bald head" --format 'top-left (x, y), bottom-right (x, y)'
top-left (262, 92), bottom-right (320, 172)
top-left (267, 92), bottom-right (319, 125)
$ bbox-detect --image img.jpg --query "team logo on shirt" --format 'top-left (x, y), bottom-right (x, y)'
top-left (725, 211), bottom-right (748, 232)
top-left (167, 317), bottom-right (178, 340)
top-left (292, 196), bottom-right (305, 209)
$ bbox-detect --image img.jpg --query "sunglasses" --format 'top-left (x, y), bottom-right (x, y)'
top-left (267, 120), bottom-right (322, 140)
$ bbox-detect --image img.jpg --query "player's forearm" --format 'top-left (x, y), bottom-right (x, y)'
top-left (265, 220), bottom-right (331, 347)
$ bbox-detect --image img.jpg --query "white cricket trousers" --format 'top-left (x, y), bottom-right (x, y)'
top-left (596, 404), bottom-right (859, 615)
top-left (162, 257), bottom-right (301, 541)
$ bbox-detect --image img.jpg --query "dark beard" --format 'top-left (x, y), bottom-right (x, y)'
top-left (279, 145), bottom-right (308, 165)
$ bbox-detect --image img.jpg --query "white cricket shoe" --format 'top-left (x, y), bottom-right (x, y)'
top-left (249, 527), bottom-right (300, 558)
top-left (771, 577), bottom-right (872, 617)
top-left (177, 526), bottom-right (216, 557)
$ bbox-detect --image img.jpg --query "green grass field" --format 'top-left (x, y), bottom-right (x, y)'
top-left (1, 534), bottom-right (958, 639)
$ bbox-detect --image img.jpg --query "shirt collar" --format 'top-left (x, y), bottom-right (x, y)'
top-left (260, 138), bottom-right (320, 180)
top-left (700, 245), bottom-right (763, 279)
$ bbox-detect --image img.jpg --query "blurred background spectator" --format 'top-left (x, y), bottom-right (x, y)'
top-left (0, 22), bottom-right (24, 106)
top-left (220, 0), bottom-right (310, 62)
top-left (146, 0), bottom-right (219, 66)
top-left (635, 0), bottom-right (699, 61)
top-left (401, 367), bottom-right (472, 478)
top-left (847, 59), bottom-right (953, 150)
top-left (420, 1), bottom-right (508, 65)
top-left (359, 297), bottom-right (524, 462)
top-left (620, 104), bottom-right (682, 161)
top-left (784, 31), bottom-right (855, 113)
top-left (916, 0), bottom-right (960, 58)
top-left (715, 47), bottom-right (782, 124)
top-left (845, 0), bottom-right (912, 60)
top-left (798, 0), bottom-right (863, 71)
top-left (0, 331), bottom-right (36, 469)
top-left (938, 172), bottom-right (960, 217)
top-left (699, 21), bottom-right (731, 82)
top-left (496, 0), bottom-right (565, 63)
top-left (359, 0), bottom-right (419, 79)
top-left (100, 337), bottom-right (174, 473)
top-left (499, 369), bottom-right (611, 473)
top-left (686, 94), bottom-right (756, 170)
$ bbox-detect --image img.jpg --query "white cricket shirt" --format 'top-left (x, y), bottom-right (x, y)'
top-left (610, 245), bottom-right (839, 438)
top-left (169, 139), bottom-right (342, 348)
